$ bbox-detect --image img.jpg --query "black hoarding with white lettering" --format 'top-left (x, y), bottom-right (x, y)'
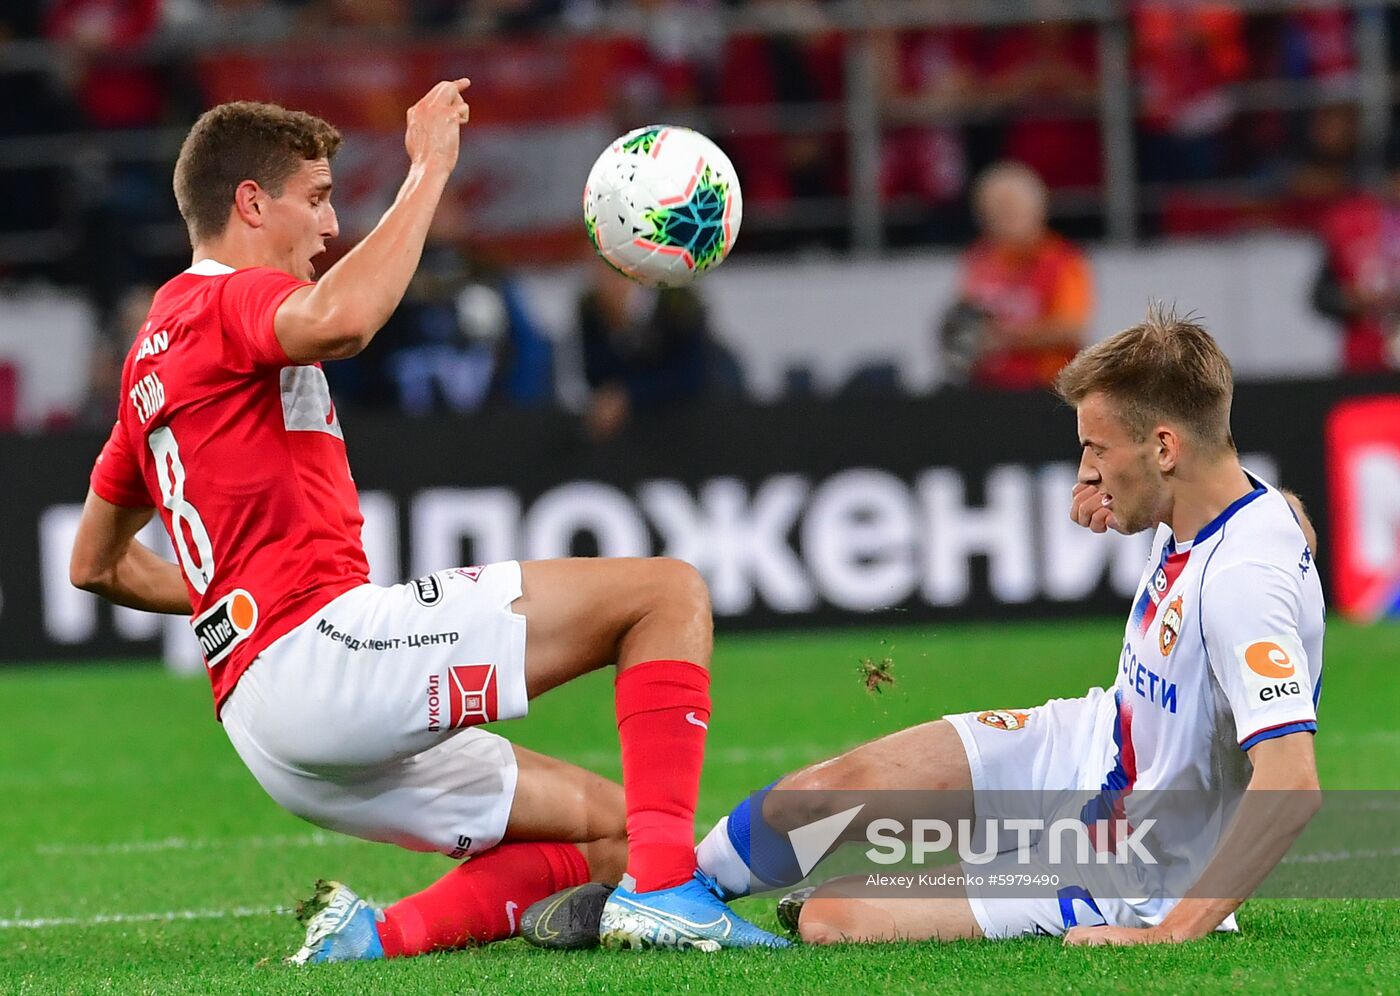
top-left (2, 377), bottom-right (1395, 665)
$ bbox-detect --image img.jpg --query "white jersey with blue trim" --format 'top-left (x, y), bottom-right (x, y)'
top-left (1083, 472), bottom-right (1324, 916)
top-left (1107, 473), bottom-right (1323, 795)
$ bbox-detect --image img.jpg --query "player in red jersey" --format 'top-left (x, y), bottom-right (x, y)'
top-left (69, 82), bottom-right (785, 960)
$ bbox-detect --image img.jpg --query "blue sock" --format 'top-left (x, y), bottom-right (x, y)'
top-left (698, 782), bottom-right (805, 897)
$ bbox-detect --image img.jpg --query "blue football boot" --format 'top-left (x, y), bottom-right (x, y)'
top-left (599, 870), bottom-right (791, 951)
top-left (286, 880), bottom-right (386, 965)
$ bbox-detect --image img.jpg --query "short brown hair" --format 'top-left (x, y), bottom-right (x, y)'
top-left (1054, 303), bottom-right (1235, 451)
top-left (173, 101), bottom-right (342, 244)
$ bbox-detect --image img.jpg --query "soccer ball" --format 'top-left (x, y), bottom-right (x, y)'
top-left (583, 125), bottom-right (743, 288)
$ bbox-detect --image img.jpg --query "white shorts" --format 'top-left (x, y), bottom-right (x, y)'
top-left (222, 562), bottom-right (529, 858)
top-left (945, 687), bottom-right (1117, 800)
top-left (945, 688), bottom-right (1140, 938)
top-left (944, 690), bottom-right (1237, 939)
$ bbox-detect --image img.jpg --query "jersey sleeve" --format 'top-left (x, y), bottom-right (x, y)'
top-left (90, 419), bottom-right (153, 508)
top-left (1201, 560), bottom-right (1317, 752)
top-left (219, 267), bottom-right (312, 370)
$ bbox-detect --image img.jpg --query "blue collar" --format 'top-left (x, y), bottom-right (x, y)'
top-left (1191, 472), bottom-right (1267, 547)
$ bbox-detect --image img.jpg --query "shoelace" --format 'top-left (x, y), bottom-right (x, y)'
top-left (692, 869), bottom-right (725, 900)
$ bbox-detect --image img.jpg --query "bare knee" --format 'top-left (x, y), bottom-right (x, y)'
top-left (780, 754), bottom-right (874, 795)
top-left (760, 757), bottom-right (877, 833)
top-left (651, 557), bottom-right (711, 621)
top-left (620, 558), bottom-right (712, 667)
top-left (799, 897), bottom-right (894, 945)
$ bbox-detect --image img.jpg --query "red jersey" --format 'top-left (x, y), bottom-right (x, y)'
top-left (90, 260), bottom-right (371, 714)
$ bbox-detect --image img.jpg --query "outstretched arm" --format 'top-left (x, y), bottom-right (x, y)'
top-left (70, 489), bottom-right (191, 615)
top-left (1064, 732), bottom-right (1321, 945)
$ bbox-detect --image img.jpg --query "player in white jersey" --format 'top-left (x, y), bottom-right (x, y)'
top-left (660, 306), bottom-right (1323, 947)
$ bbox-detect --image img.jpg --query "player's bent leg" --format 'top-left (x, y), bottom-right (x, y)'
top-left (513, 558), bottom-right (785, 950)
top-left (515, 559), bottom-right (710, 896)
top-left (285, 740), bottom-right (618, 963)
top-left (504, 746), bottom-right (627, 882)
top-left (505, 747), bottom-right (630, 950)
top-left (698, 720), bottom-right (974, 898)
top-left (513, 557), bottom-right (712, 695)
top-left (796, 877), bottom-right (983, 945)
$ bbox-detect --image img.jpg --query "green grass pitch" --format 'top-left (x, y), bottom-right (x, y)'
top-left (3, 618), bottom-right (1398, 994)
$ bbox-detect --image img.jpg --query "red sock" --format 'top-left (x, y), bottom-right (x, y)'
top-left (375, 842), bottom-right (589, 957)
top-left (615, 659), bottom-right (710, 892)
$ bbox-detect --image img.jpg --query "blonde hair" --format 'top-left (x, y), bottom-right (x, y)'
top-left (1054, 303), bottom-right (1235, 452)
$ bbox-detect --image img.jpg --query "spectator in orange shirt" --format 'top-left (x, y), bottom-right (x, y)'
top-left (944, 162), bottom-right (1093, 390)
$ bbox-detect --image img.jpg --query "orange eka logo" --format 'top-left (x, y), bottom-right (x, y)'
top-left (1244, 641), bottom-right (1295, 679)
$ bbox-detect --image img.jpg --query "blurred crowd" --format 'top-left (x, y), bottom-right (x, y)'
top-left (4, 1), bottom-right (1400, 434)
top-left (4, 2), bottom-right (1390, 247)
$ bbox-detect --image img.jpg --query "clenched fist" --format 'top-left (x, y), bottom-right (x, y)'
top-left (405, 79), bottom-right (471, 171)
top-left (1070, 482), bottom-right (1118, 534)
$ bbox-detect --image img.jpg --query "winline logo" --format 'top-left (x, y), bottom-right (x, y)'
top-left (192, 589), bottom-right (258, 668)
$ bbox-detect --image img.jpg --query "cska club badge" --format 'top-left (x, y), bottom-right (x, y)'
top-left (976, 709), bottom-right (1030, 731)
top-left (1159, 595), bottom-right (1184, 656)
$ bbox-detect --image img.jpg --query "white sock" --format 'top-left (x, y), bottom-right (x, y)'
top-left (695, 816), bottom-right (752, 899)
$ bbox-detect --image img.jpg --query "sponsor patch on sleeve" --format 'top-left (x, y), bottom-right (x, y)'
top-left (1234, 633), bottom-right (1308, 706)
top-left (976, 709), bottom-right (1030, 731)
